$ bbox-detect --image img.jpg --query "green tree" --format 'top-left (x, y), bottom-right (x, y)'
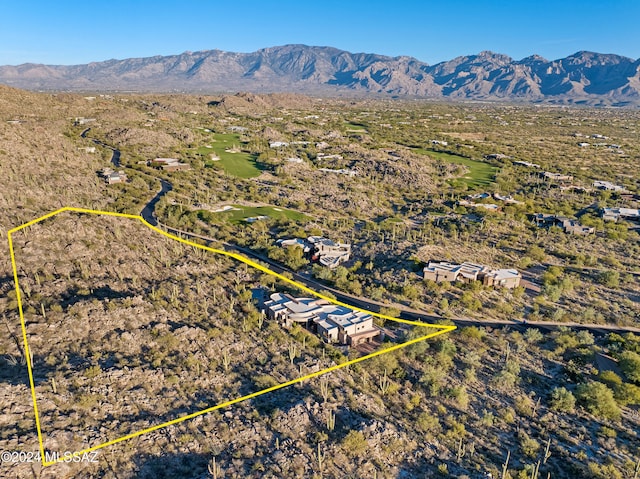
top-left (549, 386), bottom-right (575, 412)
top-left (598, 370), bottom-right (622, 388)
top-left (598, 270), bottom-right (620, 288)
top-left (524, 328), bottom-right (543, 344)
top-left (402, 282), bottom-right (421, 301)
top-left (416, 411), bottom-right (442, 436)
top-left (575, 382), bottom-right (621, 420)
top-left (619, 351), bottom-right (640, 384)
top-left (527, 245), bottom-right (546, 262)
top-left (282, 245), bottom-right (308, 270)
top-left (518, 431), bottom-right (540, 458)
top-left (612, 382), bottom-right (640, 406)
top-left (587, 462), bottom-right (624, 479)
top-left (577, 330), bottom-right (595, 346)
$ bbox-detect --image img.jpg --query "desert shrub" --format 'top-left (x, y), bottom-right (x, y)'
top-left (619, 351), bottom-right (640, 384)
top-left (342, 430), bottom-right (367, 457)
top-left (612, 382), bottom-right (640, 406)
top-left (597, 270), bottom-right (619, 288)
top-left (416, 412), bottom-right (441, 435)
top-left (575, 382), bottom-right (621, 420)
top-left (518, 431), bottom-right (540, 458)
top-left (549, 386), bottom-right (576, 412)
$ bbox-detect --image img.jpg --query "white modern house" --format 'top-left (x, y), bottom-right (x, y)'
top-left (276, 236), bottom-right (351, 268)
top-left (593, 181), bottom-right (625, 192)
top-left (263, 293), bottom-right (381, 346)
top-left (602, 207), bottom-right (640, 222)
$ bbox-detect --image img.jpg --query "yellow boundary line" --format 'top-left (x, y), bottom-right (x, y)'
top-left (8, 207), bottom-right (455, 467)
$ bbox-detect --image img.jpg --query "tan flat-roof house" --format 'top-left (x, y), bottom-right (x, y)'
top-left (533, 213), bottom-right (595, 235)
top-left (593, 180), bottom-right (625, 192)
top-left (150, 158), bottom-right (191, 171)
top-left (162, 163), bottom-right (191, 172)
top-left (482, 269), bottom-right (522, 289)
top-left (458, 199), bottom-right (501, 212)
top-left (263, 292), bottom-right (381, 346)
top-left (513, 160), bottom-right (540, 168)
top-left (422, 262), bottom-right (459, 283)
top-left (542, 172), bottom-right (573, 182)
top-left (424, 261), bottom-right (521, 289)
top-left (99, 167), bottom-right (127, 185)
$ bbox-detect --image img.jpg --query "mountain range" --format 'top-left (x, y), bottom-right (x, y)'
top-left (1, 45), bottom-right (639, 105)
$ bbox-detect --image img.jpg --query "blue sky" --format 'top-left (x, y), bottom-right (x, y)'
top-left (1, 0), bottom-right (639, 65)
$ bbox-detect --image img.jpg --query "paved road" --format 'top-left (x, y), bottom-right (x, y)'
top-left (140, 179), bottom-right (172, 226)
top-left (82, 129), bottom-right (172, 220)
top-left (81, 128), bottom-right (120, 168)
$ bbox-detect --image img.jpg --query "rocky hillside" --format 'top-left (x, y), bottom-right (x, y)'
top-left (1, 45), bottom-right (640, 105)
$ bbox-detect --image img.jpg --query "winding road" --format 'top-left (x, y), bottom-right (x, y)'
top-left (140, 179), bottom-right (172, 226)
top-left (83, 127), bottom-right (170, 225)
top-left (81, 128), bottom-right (120, 167)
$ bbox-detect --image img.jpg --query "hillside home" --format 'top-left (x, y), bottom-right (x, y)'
top-left (602, 207), bottom-right (640, 222)
top-left (486, 153), bottom-right (513, 160)
top-left (245, 215), bottom-right (269, 223)
top-left (423, 261), bottom-right (521, 289)
top-left (593, 180), bottom-right (625, 192)
top-left (533, 214), bottom-right (595, 235)
top-left (422, 262), bottom-right (460, 283)
top-left (276, 236), bottom-right (351, 268)
top-left (276, 238), bottom-right (310, 251)
top-left (513, 160), bottom-right (540, 168)
top-left (163, 163), bottom-right (190, 172)
top-left (308, 236), bottom-right (351, 268)
top-left (150, 158), bottom-right (191, 171)
top-left (542, 172), bottom-right (574, 182)
top-left (263, 292), bottom-right (380, 346)
top-left (99, 167), bottom-right (127, 185)
top-left (456, 262), bottom-right (488, 283)
top-left (458, 200), bottom-right (501, 212)
top-left (467, 193), bottom-right (491, 200)
top-left (620, 194), bottom-right (640, 201)
top-left (493, 193), bottom-right (524, 205)
top-left (74, 117), bottom-right (96, 126)
top-left (482, 269), bottom-right (523, 289)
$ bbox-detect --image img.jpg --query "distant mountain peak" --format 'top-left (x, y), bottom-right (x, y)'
top-left (520, 54), bottom-right (548, 63)
top-left (0, 45), bottom-right (638, 106)
top-left (478, 50), bottom-right (504, 57)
